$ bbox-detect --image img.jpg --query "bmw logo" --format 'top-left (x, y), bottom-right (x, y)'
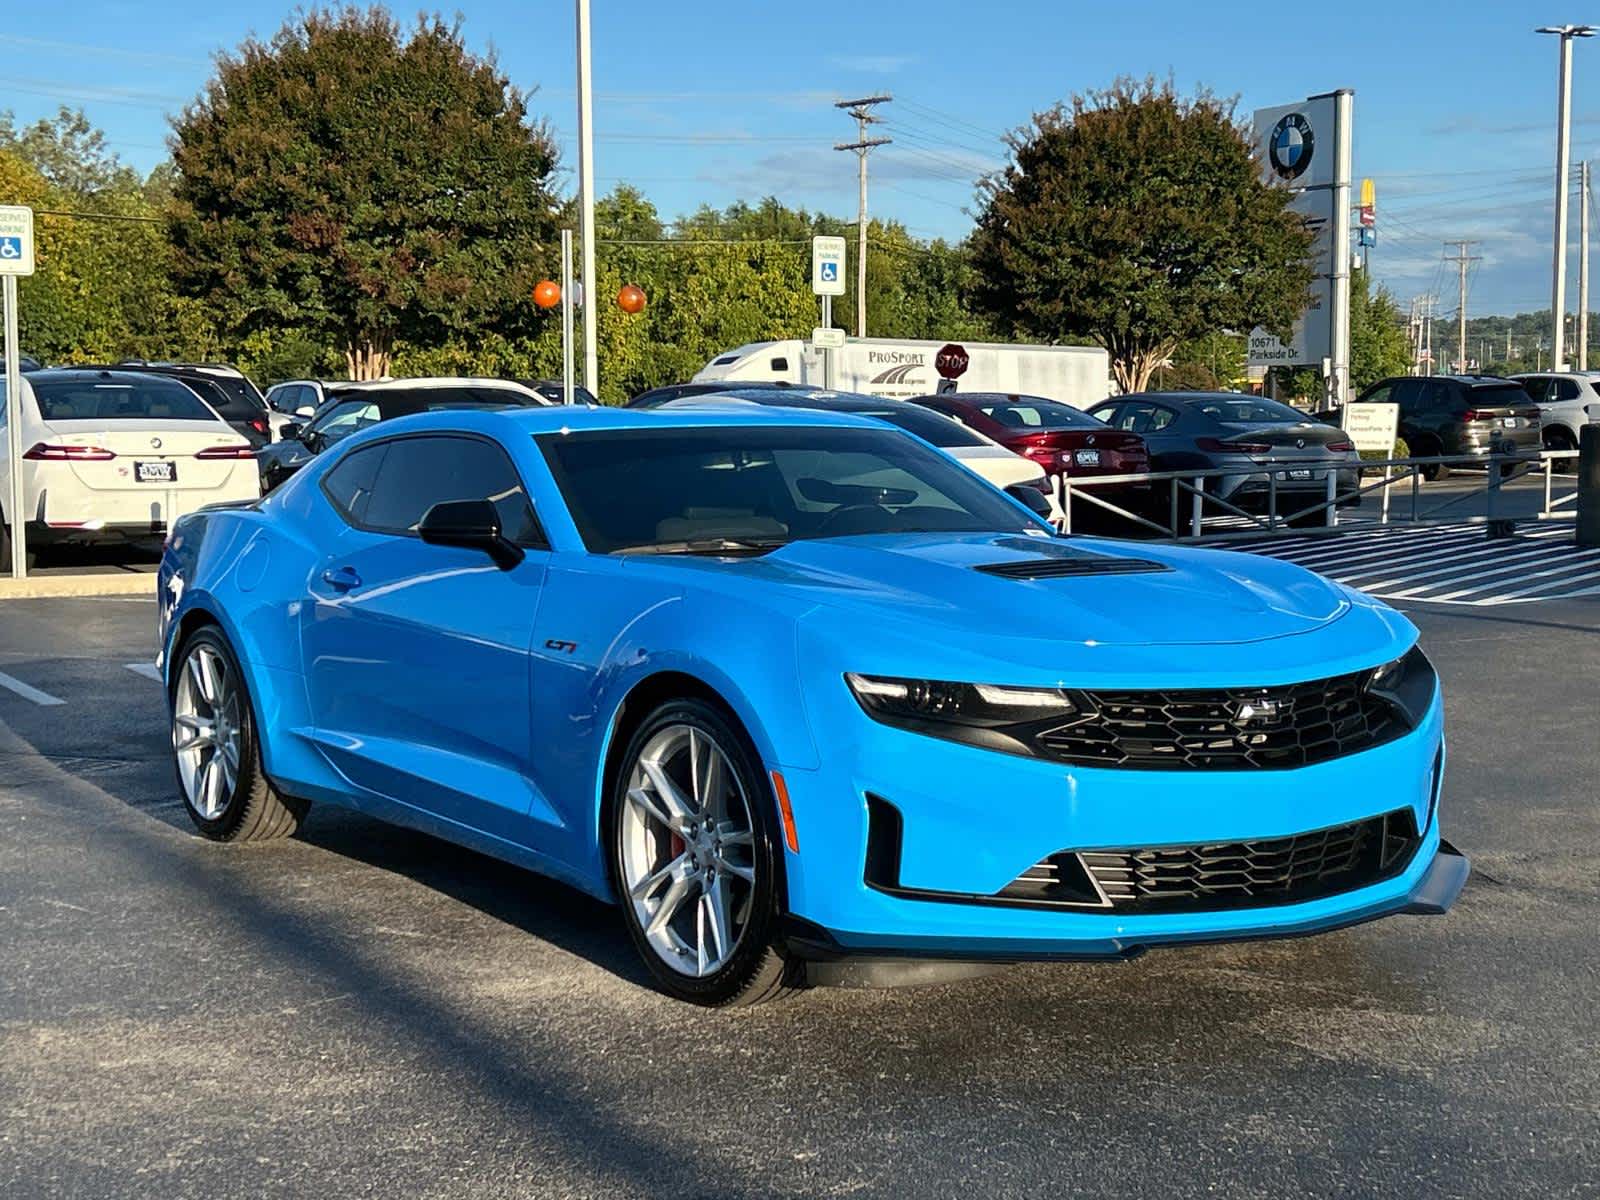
top-left (150, 437), bottom-right (163, 449)
top-left (1269, 113), bottom-right (1315, 181)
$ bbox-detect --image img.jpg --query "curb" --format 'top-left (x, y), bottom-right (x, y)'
top-left (0, 574), bottom-right (158, 600)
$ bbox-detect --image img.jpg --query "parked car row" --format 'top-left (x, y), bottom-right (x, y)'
top-left (20, 352), bottom-right (1589, 571)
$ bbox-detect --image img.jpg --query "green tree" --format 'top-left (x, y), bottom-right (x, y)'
top-left (2, 111), bottom-right (208, 365)
top-left (168, 6), bottom-right (562, 379)
top-left (1349, 268), bottom-right (1411, 391)
top-left (969, 77), bottom-right (1313, 393)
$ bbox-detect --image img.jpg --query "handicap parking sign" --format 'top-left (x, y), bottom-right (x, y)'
top-left (0, 207), bottom-right (33, 276)
top-left (820, 261), bottom-right (838, 283)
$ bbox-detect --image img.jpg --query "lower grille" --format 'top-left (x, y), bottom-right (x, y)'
top-left (1000, 810), bottom-right (1421, 913)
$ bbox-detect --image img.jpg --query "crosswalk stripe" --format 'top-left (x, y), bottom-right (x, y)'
top-left (0, 670), bottom-right (66, 707)
top-left (124, 663), bottom-right (163, 682)
top-left (1229, 520), bottom-right (1595, 606)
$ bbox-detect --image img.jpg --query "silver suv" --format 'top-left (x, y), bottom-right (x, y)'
top-left (1511, 372), bottom-right (1600, 452)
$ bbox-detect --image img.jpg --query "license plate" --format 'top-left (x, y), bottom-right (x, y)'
top-left (1501, 417), bottom-right (1518, 428)
top-left (1287, 468), bottom-right (1313, 480)
top-left (135, 461), bottom-right (175, 483)
top-left (1075, 449), bottom-right (1101, 466)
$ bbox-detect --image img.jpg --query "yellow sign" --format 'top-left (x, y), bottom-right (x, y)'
top-left (1360, 178), bottom-right (1375, 210)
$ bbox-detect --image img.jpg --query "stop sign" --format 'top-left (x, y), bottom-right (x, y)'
top-left (935, 342), bottom-right (969, 379)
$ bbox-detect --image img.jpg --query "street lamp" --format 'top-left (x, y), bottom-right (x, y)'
top-left (1537, 23), bottom-right (1595, 371)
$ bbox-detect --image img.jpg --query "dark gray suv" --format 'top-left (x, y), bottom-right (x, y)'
top-left (1354, 376), bottom-right (1541, 480)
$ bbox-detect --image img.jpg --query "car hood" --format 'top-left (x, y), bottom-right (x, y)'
top-left (648, 531), bottom-right (1352, 649)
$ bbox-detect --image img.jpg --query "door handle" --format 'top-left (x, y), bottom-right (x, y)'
top-left (320, 566), bottom-right (361, 592)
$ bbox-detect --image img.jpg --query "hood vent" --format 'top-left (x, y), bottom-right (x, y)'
top-left (974, 555), bottom-right (1170, 580)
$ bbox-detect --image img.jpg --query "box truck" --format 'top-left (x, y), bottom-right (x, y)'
top-left (691, 337), bottom-right (1112, 408)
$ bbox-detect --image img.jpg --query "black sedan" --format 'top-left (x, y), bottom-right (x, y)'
top-left (255, 379), bottom-right (549, 492)
top-left (1087, 392), bottom-right (1359, 524)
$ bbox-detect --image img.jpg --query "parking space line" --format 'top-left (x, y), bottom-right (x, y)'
top-left (0, 670), bottom-right (66, 707)
top-left (124, 663), bottom-right (163, 682)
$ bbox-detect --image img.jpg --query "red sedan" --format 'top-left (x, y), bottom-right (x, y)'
top-left (906, 393), bottom-right (1149, 494)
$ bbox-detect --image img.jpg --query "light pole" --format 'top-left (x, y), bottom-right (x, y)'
top-left (575, 0), bottom-right (598, 396)
top-left (1538, 24), bottom-right (1594, 371)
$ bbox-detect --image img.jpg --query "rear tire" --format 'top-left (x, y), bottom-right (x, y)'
top-left (170, 625), bottom-right (307, 842)
top-left (1417, 444), bottom-right (1448, 482)
top-left (609, 697), bottom-right (799, 1007)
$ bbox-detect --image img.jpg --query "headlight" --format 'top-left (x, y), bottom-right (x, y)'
top-left (1364, 645), bottom-right (1437, 729)
top-left (846, 674), bottom-right (1079, 752)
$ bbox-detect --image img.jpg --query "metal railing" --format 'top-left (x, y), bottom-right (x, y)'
top-left (1049, 449), bottom-right (1581, 541)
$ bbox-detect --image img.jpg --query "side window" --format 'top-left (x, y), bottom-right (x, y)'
top-left (1517, 376), bottom-right (1549, 403)
top-left (1361, 383), bottom-right (1392, 405)
top-left (1144, 405), bottom-right (1177, 432)
top-left (1555, 378), bottom-right (1582, 402)
top-left (1418, 381), bottom-right (1452, 413)
top-left (312, 401), bottom-right (380, 448)
top-left (361, 435), bottom-right (542, 544)
top-left (1117, 402), bottom-right (1175, 434)
top-left (1088, 402), bottom-right (1123, 427)
top-left (1390, 379), bottom-right (1421, 412)
top-left (322, 443), bottom-right (388, 527)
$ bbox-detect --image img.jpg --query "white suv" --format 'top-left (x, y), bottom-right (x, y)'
top-left (1512, 372), bottom-right (1600, 452)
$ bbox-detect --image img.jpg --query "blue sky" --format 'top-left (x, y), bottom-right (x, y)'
top-left (3, 0), bottom-right (1598, 318)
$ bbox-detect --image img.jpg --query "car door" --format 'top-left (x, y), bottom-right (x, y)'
top-left (299, 432), bottom-right (556, 845)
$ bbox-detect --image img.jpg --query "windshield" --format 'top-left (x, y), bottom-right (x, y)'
top-left (1189, 396), bottom-right (1308, 424)
top-left (29, 375), bottom-right (219, 422)
top-left (974, 397), bottom-right (1102, 430)
top-left (538, 425), bottom-right (1046, 554)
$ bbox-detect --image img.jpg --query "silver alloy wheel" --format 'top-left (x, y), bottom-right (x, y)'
top-left (172, 642), bottom-right (243, 821)
top-left (619, 723), bottom-right (758, 977)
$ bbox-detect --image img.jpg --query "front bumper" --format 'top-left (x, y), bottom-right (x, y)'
top-left (774, 676), bottom-right (1454, 961)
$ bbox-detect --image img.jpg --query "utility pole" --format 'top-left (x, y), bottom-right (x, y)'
top-left (1537, 25), bottom-right (1594, 370)
top-left (1444, 241), bottom-right (1481, 373)
top-left (1582, 159), bottom-right (1592, 369)
top-left (834, 95), bottom-right (891, 338)
top-left (575, 0), bottom-right (599, 395)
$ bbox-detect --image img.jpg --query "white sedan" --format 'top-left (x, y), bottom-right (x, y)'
top-left (1, 368), bottom-right (258, 570)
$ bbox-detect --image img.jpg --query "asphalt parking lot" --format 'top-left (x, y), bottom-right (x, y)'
top-left (2, 582), bottom-right (1598, 1198)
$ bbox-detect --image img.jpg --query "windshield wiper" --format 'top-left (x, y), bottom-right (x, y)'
top-left (616, 537), bottom-right (791, 557)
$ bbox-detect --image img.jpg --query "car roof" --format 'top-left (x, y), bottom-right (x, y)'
top-left (920, 392), bottom-right (1060, 405)
top-left (21, 366), bottom-right (199, 386)
top-left (333, 376), bottom-right (545, 398)
top-left (389, 403), bottom-right (891, 437)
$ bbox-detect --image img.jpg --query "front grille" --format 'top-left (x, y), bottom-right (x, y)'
top-left (999, 809), bottom-right (1421, 913)
top-left (975, 555), bottom-right (1170, 579)
top-left (1032, 670), bottom-right (1404, 770)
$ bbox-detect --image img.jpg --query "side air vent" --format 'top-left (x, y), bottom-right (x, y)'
top-left (974, 555), bottom-right (1170, 580)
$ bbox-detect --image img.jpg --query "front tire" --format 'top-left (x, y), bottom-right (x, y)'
top-left (171, 625), bottom-right (307, 842)
top-left (610, 697), bottom-right (797, 1006)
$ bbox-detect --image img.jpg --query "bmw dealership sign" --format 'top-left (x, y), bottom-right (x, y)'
top-left (1247, 91), bottom-right (1353, 408)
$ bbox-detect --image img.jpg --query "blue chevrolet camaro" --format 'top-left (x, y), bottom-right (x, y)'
top-left (157, 404), bottom-right (1468, 1006)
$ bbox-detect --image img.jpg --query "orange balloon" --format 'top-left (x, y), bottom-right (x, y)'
top-left (533, 279), bottom-right (561, 308)
top-left (617, 284), bottom-right (647, 314)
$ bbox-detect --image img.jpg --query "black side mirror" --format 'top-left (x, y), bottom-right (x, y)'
top-left (1006, 483), bottom-right (1054, 519)
top-left (282, 422), bottom-right (303, 441)
top-left (418, 499), bottom-right (525, 569)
